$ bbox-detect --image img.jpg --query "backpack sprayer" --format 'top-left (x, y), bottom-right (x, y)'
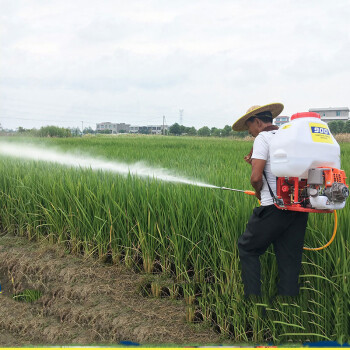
top-left (270, 112), bottom-right (349, 214)
top-left (221, 112), bottom-right (349, 250)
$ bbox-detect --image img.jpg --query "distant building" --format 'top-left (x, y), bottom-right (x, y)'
top-left (129, 126), bottom-right (139, 133)
top-left (96, 122), bottom-right (130, 134)
top-left (96, 122), bottom-right (169, 135)
top-left (130, 125), bottom-right (169, 135)
top-left (148, 125), bottom-right (169, 135)
top-left (308, 107), bottom-right (349, 123)
top-left (274, 116), bottom-right (290, 127)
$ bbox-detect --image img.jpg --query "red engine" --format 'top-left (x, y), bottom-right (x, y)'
top-left (275, 167), bottom-right (349, 213)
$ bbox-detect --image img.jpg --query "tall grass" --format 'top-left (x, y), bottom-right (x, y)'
top-left (0, 135), bottom-right (349, 343)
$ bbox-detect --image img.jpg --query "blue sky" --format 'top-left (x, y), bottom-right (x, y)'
top-left (1, 0), bottom-right (349, 130)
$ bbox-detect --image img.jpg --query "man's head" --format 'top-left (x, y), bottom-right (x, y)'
top-left (245, 111), bottom-right (274, 137)
top-left (232, 103), bottom-right (284, 134)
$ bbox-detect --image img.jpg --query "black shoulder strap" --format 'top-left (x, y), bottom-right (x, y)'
top-left (263, 171), bottom-right (275, 200)
top-left (263, 171), bottom-right (284, 207)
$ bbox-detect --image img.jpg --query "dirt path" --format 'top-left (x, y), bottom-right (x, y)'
top-left (0, 233), bottom-right (222, 346)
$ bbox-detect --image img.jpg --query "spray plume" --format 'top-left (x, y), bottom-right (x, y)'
top-left (0, 142), bottom-right (220, 189)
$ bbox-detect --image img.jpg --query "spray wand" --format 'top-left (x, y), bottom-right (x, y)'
top-left (219, 187), bottom-right (256, 196)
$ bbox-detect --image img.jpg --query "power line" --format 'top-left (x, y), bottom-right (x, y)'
top-left (1, 97), bottom-right (181, 119)
top-left (1, 97), bottom-right (146, 116)
top-left (1, 104), bottom-right (175, 123)
top-left (0, 116), bottom-right (88, 124)
top-left (0, 98), bottom-right (184, 128)
top-left (0, 107), bottom-right (142, 121)
top-left (0, 113), bottom-right (169, 128)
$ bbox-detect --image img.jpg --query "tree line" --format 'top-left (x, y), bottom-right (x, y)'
top-left (10, 120), bottom-right (350, 138)
top-left (168, 123), bottom-right (245, 137)
top-left (17, 126), bottom-right (72, 137)
top-left (169, 120), bottom-right (350, 137)
top-left (327, 120), bottom-right (350, 134)
top-left (14, 126), bottom-right (100, 137)
top-left (12, 124), bottom-right (247, 138)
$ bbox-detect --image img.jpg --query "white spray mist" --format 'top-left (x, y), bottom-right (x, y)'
top-left (0, 142), bottom-right (219, 189)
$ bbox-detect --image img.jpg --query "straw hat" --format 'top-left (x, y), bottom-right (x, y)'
top-left (232, 103), bottom-right (284, 131)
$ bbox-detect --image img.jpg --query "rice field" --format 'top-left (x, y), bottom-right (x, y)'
top-left (0, 135), bottom-right (349, 344)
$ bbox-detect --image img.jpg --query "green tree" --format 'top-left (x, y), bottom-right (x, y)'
top-left (336, 121), bottom-right (345, 134)
top-left (328, 121), bottom-right (338, 134)
top-left (222, 125), bottom-right (233, 137)
top-left (211, 127), bottom-right (222, 137)
top-left (197, 126), bottom-right (211, 137)
top-left (182, 126), bottom-right (189, 134)
top-left (169, 123), bottom-right (182, 135)
top-left (232, 130), bottom-right (249, 138)
top-left (18, 126), bottom-right (27, 133)
top-left (328, 121), bottom-right (345, 135)
top-left (83, 127), bottom-right (95, 134)
top-left (343, 120), bottom-right (350, 133)
top-left (38, 126), bottom-right (71, 137)
top-left (186, 126), bottom-right (197, 136)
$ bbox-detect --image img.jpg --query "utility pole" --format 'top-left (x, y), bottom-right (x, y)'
top-left (162, 115), bottom-right (165, 135)
top-left (81, 121), bottom-right (84, 134)
top-left (179, 109), bottom-right (184, 125)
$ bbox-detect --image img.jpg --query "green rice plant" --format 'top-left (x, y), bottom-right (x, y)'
top-left (13, 289), bottom-right (42, 303)
top-left (0, 136), bottom-right (349, 343)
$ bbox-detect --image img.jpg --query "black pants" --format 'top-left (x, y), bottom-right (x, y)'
top-left (238, 205), bottom-right (308, 297)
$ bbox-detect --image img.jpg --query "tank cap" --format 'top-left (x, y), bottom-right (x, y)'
top-left (291, 112), bottom-right (321, 120)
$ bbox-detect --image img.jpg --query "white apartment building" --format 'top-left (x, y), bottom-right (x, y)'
top-left (96, 122), bottom-right (130, 134)
top-left (308, 107), bottom-right (349, 123)
top-left (129, 125), bottom-right (169, 135)
top-left (274, 116), bottom-right (290, 127)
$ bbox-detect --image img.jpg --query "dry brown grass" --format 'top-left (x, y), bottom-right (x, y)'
top-left (232, 136), bottom-right (254, 142)
top-left (335, 133), bottom-right (350, 142)
top-left (0, 234), bottom-right (221, 346)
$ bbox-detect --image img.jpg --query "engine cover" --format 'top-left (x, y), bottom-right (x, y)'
top-left (309, 195), bottom-right (346, 210)
top-left (325, 182), bottom-right (349, 202)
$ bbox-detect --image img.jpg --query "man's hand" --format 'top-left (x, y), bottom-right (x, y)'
top-left (244, 149), bottom-right (253, 165)
top-left (244, 154), bottom-right (252, 165)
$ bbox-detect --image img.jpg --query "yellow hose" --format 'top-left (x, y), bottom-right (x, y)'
top-left (303, 210), bottom-right (338, 251)
top-left (249, 191), bottom-right (338, 251)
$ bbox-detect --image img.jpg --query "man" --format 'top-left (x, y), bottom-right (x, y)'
top-left (232, 103), bottom-right (308, 298)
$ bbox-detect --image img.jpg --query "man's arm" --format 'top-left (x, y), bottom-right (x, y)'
top-left (250, 158), bottom-right (266, 200)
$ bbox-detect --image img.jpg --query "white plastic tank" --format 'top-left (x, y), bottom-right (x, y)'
top-left (270, 112), bottom-right (341, 179)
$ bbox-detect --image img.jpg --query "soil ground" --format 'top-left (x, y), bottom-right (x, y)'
top-left (0, 233), bottom-right (224, 347)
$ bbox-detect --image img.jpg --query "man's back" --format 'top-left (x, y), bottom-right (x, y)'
top-left (251, 130), bottom-right (277, 206)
